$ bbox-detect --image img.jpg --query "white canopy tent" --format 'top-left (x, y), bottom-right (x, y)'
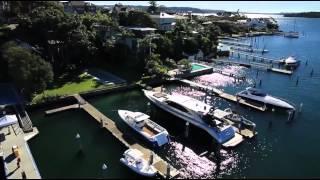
top-left (0, 115), bottom-right (18, 128)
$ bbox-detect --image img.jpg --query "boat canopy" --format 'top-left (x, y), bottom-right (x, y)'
top-left (0, 115), bottom-right (18, 128)
top-left (133, 112), bottom-right (150, 123)
top-left (213, 109), bottom-right (232, 119)
top-left (124, 149), bottom-right (143, 160)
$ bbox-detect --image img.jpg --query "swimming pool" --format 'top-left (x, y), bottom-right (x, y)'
top-left (191, 63), bottom-right (208, 71)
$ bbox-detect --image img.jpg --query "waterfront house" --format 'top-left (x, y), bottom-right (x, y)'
top-left (150, 12), bottom-right (176, 31)
top-left (217, 43), bottom-right (231, 56)
top-left (62, 1), bottom-right (96, 14)
top-left (183, 49), bottom-right (204, 61)
top-left (117, 27), bottom-right (157, 51)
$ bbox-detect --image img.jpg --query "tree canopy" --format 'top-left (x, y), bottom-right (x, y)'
top-left (1, 41), bottom-right (53, 98)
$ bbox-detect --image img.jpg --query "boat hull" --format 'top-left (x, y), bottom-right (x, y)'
top-left (237, 94), bottom-right (294, 110)
top-left (120, 158), bottom-right (157, 177)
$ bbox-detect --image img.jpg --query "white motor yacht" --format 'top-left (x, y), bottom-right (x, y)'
top-left (236, 87), bottom-right (295, 110)
top-left (281, 56), bottom-right (300, 67)
top-left (120, 148), bottom-right (157, 177)
top-left (118, 110), bottom-right (170, 147)
top-left (143, 90), bottom-right (244, 148)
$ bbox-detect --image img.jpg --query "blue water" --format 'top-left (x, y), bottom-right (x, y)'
top-left (28, 16), bottom-right (320, 178)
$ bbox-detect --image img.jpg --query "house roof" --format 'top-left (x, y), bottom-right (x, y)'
top-left (127, 27), bottom-right (157, 31)
top-left (150, 12), bottom-right (175, 19)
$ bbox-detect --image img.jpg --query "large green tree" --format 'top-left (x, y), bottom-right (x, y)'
top-left (147, 1), bottom-right (158, 14)
top-left (1, 41), bottom-right (53, 98)
top-left (119, 10), bottom-right (156, 27)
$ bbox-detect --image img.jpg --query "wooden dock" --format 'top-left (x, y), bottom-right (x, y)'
top-left (178, 79), bottom-right (266, 112)
top-left (212, 59), bottom-right (293, 75)
top-left (218, 39), bottom-right (252, 47)
top-left (230, 50), bottom-right (282, 63)
top-left (72, 94), bottom-right (180, 178)
top-left (45, 104), bottom-right (79, 115)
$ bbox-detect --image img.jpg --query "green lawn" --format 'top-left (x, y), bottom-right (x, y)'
top-left (31, 73), bottom-right (108, 104)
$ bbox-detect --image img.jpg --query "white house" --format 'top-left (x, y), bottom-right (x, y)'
top-left (237, 18), bottom-right (271, 30)
top-left (217, 43), bottom-right (231, 52)
top-left (150, 12), bottom-right (175, 31)
top-left (183, 49), bottom-right (204, 61)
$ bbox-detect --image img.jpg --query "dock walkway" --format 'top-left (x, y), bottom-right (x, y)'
top-left (72, 94), bottom-right (179, 178)
top-left (45, 104), bottom-right (79, 115)
top-left (178, 79), bottom-right (267, 112)
top-left (231, 51), bottom-right (282, 63)
top-left (212, 59), bottom-right (293, 75)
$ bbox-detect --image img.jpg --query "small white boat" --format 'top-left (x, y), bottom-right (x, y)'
top-left (213, 108), bottom-right (256, 128)
top-left (120, 148), bottom-right (157, 177)
top-left (118, 110), bottom-right (170, 147)
top-left (236, 87), bottom-right (295, 110)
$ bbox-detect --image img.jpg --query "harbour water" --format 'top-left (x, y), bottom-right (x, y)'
top-left (28, 16), bottom-right (320, 178)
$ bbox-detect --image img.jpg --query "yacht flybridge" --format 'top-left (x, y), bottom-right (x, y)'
top-left (236, 87), bottom-right (295, 110)
top-left (143, 89), bottom-right (244, 148)
top-left (118, 110), bottom-right (170, 147)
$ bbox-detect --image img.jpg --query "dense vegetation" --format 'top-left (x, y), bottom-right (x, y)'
top-left (0, 1), bottom-right (278, 103)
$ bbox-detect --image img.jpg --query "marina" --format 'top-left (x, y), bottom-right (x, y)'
top-left (42, 94), bottom-right (180, 178)
top-left (211, 58), bottom-right (293, 75)
top-left (1, 4), bottom-right (319, 179)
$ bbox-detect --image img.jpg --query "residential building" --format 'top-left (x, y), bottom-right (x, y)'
top-left (62, 1), bottom-right (96, 14)
top-left (150, 12), bottom-right (176, 31)
top-left (183, 49), bottom-right (204, 61)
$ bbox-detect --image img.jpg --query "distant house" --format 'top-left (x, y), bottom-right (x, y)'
top-left (150, 12), bottom-right (176, 31)
top-left (237, 18), bottom-right (274, 30)
top-left (62, 1), bottom-right (96, 14)
top-left (183, 49), bottom-right (204, 61)
top-left (117, 27), bottom-right (157, 51)
top-left (217, 43), bottom-right (230, 56)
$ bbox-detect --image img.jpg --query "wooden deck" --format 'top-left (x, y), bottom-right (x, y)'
top-left (45, 104), bottom-right (79, 115)
top-left (72, 94), bottom-right (179, 178)
top-left (179, 79), bottom-right (266, 112)
top-left (212, 58), bottom-right (293, 75)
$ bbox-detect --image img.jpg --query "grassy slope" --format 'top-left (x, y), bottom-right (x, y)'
top-left (31, 73), bottom-right (107, 104)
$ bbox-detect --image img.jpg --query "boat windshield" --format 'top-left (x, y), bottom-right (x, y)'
top-left (248, 89), bottom-right (266, 97)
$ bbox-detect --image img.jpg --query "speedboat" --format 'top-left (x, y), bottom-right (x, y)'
top-left (120, 148), bottom-right (157, 177)
top-left (118, 110), bottom-right (170, 147)
top-left (212, 108), bottom-right (257, 138)
top-left (236, 87), bottom-right (295, 110)
top-left (213, 108), bottom-right (256, 128)
top-left (143, 89), bottom-right (244, 148)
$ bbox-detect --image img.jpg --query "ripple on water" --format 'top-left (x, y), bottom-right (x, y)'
top-left (193, 65), bottom-right (248, 88)
top-left (166, 141), bottom-right (243, 178)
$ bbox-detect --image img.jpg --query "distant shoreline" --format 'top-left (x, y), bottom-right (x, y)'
top-left (283, 12), bottom-right (320, 18)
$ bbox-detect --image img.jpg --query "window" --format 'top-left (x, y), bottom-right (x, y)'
top-left (166, 101), bottom-right (189, 113)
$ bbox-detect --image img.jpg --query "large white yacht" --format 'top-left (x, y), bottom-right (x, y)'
top-left (118, 110), bottom-right (170, 147)
top-left (120, 148), bottom-right (157, 177)
top-left (280, 56), bottom-right (300, 68)
top-left (236, 87), bottom-right (295, 110)
top-left (143, 89), bottom-right (244, 148)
